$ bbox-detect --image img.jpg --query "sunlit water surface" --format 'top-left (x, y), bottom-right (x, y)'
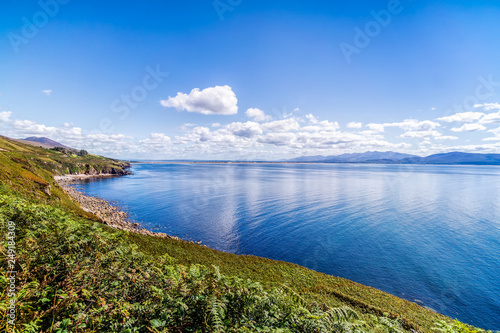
top-left (76, 163), bottom-right (500, 330)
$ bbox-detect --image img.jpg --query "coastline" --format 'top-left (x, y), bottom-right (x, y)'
top-left (54, 173), bottom-right (182, 240)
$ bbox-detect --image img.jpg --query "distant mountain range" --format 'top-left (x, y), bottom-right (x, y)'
top-left (3, 136), bottom-right (500, 165)
top-left (286, 151), bottom-right (500, 165)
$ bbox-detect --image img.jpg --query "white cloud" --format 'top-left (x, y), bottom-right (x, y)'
top-left (347, 122), bottom-right (362, 129)
top-left (437, 111), bottom-right (485, 123)
top-left (191, 126), bottom-right (213, 142)
top-left (4, 108), bottom-right (500, 159)
top-left (366, 123), bottom-right (385, 132)
top-left (0, 111), bottom-right (12, 122)
top-left (302, 114), bottom-right (339, 132)
top-left (86, 133), bottom-right (130, 143)
top-left (483, 136), bottom-right (500, 141)
top-left (474, 103), bottom-right (500, 111)
top-left (257, 133), bottom-right (296, 146)
top-left (478, 111), bottom-right (500, 124)
top-left (305, 114), bottom-right (318, 123)
top-left (226, 121), bottom-right (262, 138)
top-left (365, 119), bottom-right (441, 133)
top-left (386, 119), bottom-right (441, 131)
top-left (400, 130), bottom-right (443, 138)
top-left (450, 123), bottom-right (487, 132)
top-left (488, 126), bottom-right (500, 135)
top-left (139, 133), bottom-right (172, 150)
top-left (301, 120), bottom-right (340, 132)
top-left (180, 123), bottom-right (197, 131)
top-left (42, 89), bottom-right (52, 96)
top-left (435, 136), bottom-right (459, 141)
top-left (11, 119), bottom-right (60, 137)
top-left (246, 108), bottom-right (272, 122)
top-left (483, 126), bottom-right (500, 141)
top-left (160, 85), bottom-right (238, 115)
top-left (261, 118), bottom-right (300, 132)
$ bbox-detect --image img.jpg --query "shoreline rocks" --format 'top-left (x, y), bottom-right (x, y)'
top-left (54, 174), bottom-right (182, 240)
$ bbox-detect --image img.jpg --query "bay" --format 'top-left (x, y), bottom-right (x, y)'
top-left (76, 163), bottom-right (500, 330)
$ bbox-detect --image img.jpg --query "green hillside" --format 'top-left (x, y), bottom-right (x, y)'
top-left (0, 135), bottom-right (492, 332)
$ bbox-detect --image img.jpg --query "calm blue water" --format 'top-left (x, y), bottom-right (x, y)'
top-left (76, 163), bottom-right (500, 330)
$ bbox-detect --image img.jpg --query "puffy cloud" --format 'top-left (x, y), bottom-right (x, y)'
top-left (483, 137), bottom-right (500, 141)
top-left (364, 119), bottom-right (443, 140)
top-left (386, 119), bottom-right (441, 131)
top-left (42, 89), bottom-right (52, 96)
top-left (437, 111), bottom-right (485, 123)
top-left (261, 118), bottom-right (300, 132)
top-left (450, 123), bottom-right (487, 132)
top-left (226, 121), bottom-right (262, 138)
top-left (434, 136), bottom-right (459, 141)
top-left (0, 111), bottom-right (12, 122)
top-left (301, 117), bottom-right (340, 132)
top-left (400, 130), bottom-right (443, 138)
top-left (305, 114), bottom-right (318, 123)
top-left (11, 119), bottom-right (83, 139)
top-left (474, 103), bottom-right (500, 111)
top-left (294, 131), bottom-right (367, 147)
top-left (366, 123), bottom-right (385, 132)
top-left (478, 111), bottom-right (500, 124)
top-left (246, 108), bottom-right (272, 122)
top-left (303, 114), bottom-right (339, 131)
top-left (347, 122), bottom-right (362, 129)
top-left (488, 126), bottom-right (500, 135)
top-left (5, 108), bottom-right (500, 159)
top-left (139, 133), bottom-right (172, 150)
top-left (86, 133), bottom-right (130, 143)
top-left (191, 126), bottom-right (213, 142)
top-left (257, 133), bottom-right (296, 146)
top-left (77, 133), bottom-right (137, 157)
top-left (483, 126), bottom-right (500, 141)
top-left (160, 85), bottom-right (238, 115)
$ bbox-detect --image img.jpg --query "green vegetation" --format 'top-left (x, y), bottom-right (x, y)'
top-left (77, 149), bottom-right (89, 157)
top-left (0, 193), bottom-right (408, 332)
top-left (0, 135), bottom-right (496, 332)
top-left (0, 136), bottom-right (129, 206)
top-left (49, 147), bottom-right (89, 157)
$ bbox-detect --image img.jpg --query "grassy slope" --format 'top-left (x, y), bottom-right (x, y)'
top-left (0, 135), bottom-right (479, 332)
top-left (0, 136), bottom-right (129, 216)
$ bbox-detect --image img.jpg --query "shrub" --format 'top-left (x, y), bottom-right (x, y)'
top-left (0, 194), bottom-right (396, 332)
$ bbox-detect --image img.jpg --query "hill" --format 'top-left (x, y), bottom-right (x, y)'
top-left (287, 151), bottom-right (419, 163)
top-left (0, 135), bottom-right (76, 150)
top-left (23, 136), bottom-right (74, 150)
top-left (287, 151), bottom-right (500, 165)
top-left (400, 152), bottom-right (500, 165)
top-left (0, 135), bottom-right (490, 332)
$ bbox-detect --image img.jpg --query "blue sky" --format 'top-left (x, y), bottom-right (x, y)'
top-left (1, 0), bottom-right (500, 159)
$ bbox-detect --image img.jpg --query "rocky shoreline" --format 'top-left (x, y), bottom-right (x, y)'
top-left (54, 174), bottom-right (182, 240)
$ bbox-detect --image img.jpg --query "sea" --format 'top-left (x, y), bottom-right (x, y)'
top-left (75, 163), bottom-right (500, 330)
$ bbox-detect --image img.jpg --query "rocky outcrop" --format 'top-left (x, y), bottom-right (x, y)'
top-left (55, 174), bottom-right (181, 240)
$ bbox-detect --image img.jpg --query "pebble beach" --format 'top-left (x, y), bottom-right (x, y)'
top-left (54, 174), bottom-right (181, 240)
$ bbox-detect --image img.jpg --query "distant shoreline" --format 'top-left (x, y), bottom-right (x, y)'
top-left (129, 151), bottom-right (500, 166)
top-left (130, 161), bottom-right (500, 166)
